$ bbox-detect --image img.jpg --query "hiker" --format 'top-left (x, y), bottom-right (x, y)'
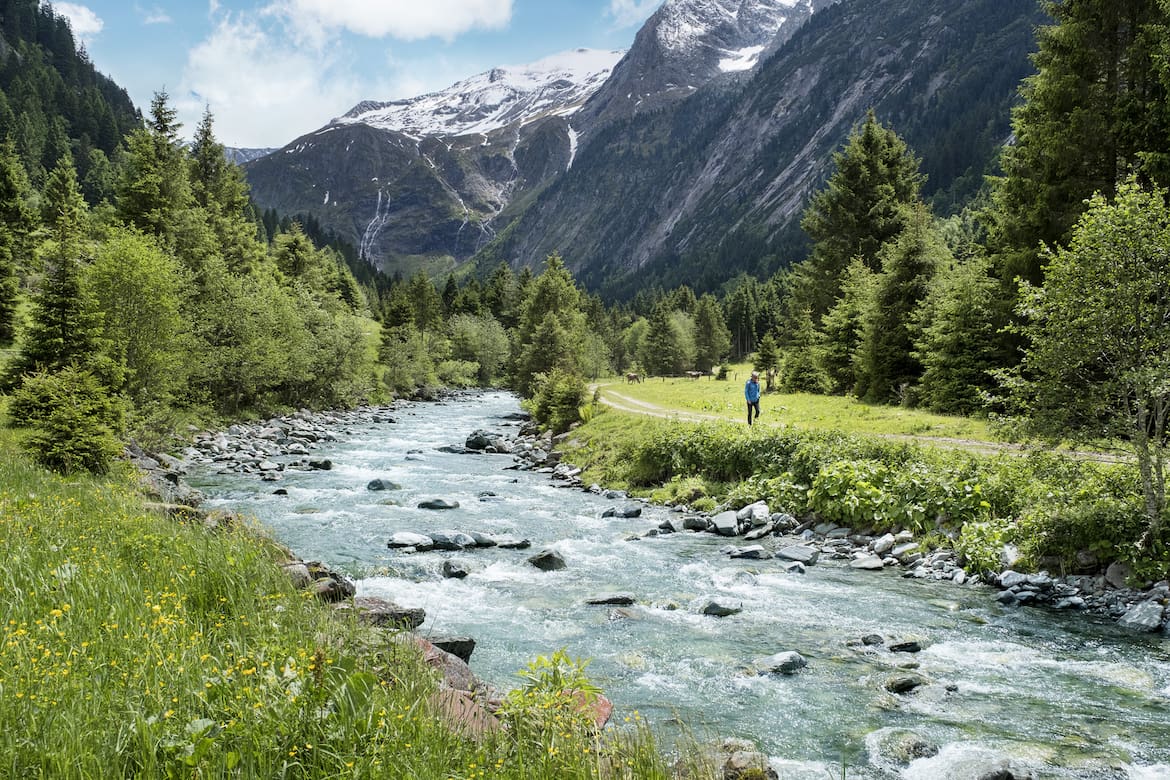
top-left (745, 370), bottom-right (761, 425)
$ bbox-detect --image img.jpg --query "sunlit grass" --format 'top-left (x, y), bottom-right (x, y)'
top-left (595, 363), bottom-right (991, 441)
top-left (0, 424), bottom-right (683, 779)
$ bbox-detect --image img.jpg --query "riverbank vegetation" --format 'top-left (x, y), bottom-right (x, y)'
top-left (0, 426), bottom-right (684, 779)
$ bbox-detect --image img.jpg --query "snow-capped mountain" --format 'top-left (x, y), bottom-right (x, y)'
top-left (579, 0), bottom-right (834, 128)
top-left (333, 48), bottom-right (625, 138)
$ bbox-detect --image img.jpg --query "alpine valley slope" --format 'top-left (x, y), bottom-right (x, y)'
top-left (243, 0), bottom-right (1043, 292)
top-left (483, 0), bottom-right (1045, 297)
top-left (242, 0), bottom-right (830, 280)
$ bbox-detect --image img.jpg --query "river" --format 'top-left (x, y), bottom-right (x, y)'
top-left (188, 392), bottom-right (1170, 779)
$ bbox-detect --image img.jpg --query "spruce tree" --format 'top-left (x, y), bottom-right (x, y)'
top-left (692, 293), bottom-right (731, 372)
top-left (0, 137), bottom-right (34, 345)
top-left (798, 110), bottom-right (925, 317)
top-left (817, 257), bottom-right (877, 395)
top-left (753, 331), bottom-right (781, 392)
top-left (4, 159), bottom-right (101, 386)
top-left (857, 207), bottom-right (948, 404)
top-left (988, 0), bottom-right (1170, 285)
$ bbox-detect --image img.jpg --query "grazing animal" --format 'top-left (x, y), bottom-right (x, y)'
top-left (685, 370), bottom-right (704, 380)
top-left (626, 372), bottom-right (642, 384)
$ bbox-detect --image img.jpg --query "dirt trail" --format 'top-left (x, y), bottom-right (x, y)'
top-left (591, 384), bottom-right (1123, 463)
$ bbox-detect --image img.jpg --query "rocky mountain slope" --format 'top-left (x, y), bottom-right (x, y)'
top-left (243, 0), bottom-right (1042, 293)
top-left (481, 0), bottom-right (1043, 296)
top-left (243, 0), bottom-right (832, 279)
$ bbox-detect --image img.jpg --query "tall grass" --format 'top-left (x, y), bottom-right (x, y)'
top-left (0, 427), bottom-right (683, 779)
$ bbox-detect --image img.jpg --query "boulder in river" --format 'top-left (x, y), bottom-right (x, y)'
top-left (528, 549), bottom-right (566, 571)
top-left (428, 531), bottom-right (477, 550)
top-left (418, 498), bottom-right (460, 510)
top-left (494, 535), bottom-right (532, 550)
top-left (754, 651), bottom-right (807, 675)
top-left (701, 599), bottom-right (742, 617)
top-left (586, 593), bottom-right (636, 606)
top-left (1118, 599), bottom-right (1166, 632)
top-left (866, 728), bottom-right (940, 767)
top-left (342, 596), bottom-right (425, 630)
top-left (885, 673), bottom-right (928, 694)
top-left (388, 532), bottom-right (435, 550)
top-left (711, 510), bottom-right (741, 537)
top-left (730, 545), bottom-right (772, 560)
top-left (602, 505), bottom-right (643, 519)
top-left (851, 555), bottom-right (885, 570)
top-left (441, 560), bottom-right (473, 579)
top-left (367, 478), bottom-right (401, 491)
top-left (776, 545), bottom-right (819, 565)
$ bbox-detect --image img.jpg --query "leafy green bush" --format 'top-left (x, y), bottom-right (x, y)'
top-left (725, 472), bottom-right (809, 515)
top-left (955, 516), bottom-right (1018, 574)
top-left (10, 367), bottom-right (124, 475)
top-left (435, 359), bottom-right (479, 388)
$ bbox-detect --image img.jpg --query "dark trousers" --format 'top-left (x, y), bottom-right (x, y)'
top-left (747, 400), bottom-right (760, 425)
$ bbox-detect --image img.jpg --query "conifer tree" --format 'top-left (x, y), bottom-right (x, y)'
top-left (512, 254), bottom-right (587, 395)
top-left (753, 331), bottom-right (782, 392)
top-left (798, 110), bottom-right (925, 317)
top-left (692, 293), bottom-right (731, 372)
top-left (4, 159), bottom-right (101, 386)
top-left (0, 137), bottom-right (34, 344)
top-left (817, 257), bottom-right (877, 395)
top-left (857, 207), bottom-right (948, 403)
top-left (781, 308), bottom-right (830, 394)
top-left (988, 0), bottom-right (1170, 284)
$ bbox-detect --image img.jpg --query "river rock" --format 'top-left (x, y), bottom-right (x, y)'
top-left (776, 545), bottom-right (819, 565)
top-left (1105, 560), bottom-right (1133, 589)
top-left (888, 638), bottom-right (924, 653)
top-left (307, 459), bottom-right (332, 470)
top-left (602, 505), bottom-right (643, 519)
top-left (346, 596), bottom-right (425, 630)
top-left (468, 531), bottom-right (498, 547)
top-left (586, 593), bottom-right (636, 606)
top-left (528, 549), bottom-right (566, 571)
top-left (999, 570), bottom-right (1028, 589)
top-left (428, 531), bottom-right (477, 550)
top-left (885, 673), bottom-right (928, 694)
top-left (730, 545), bottom-right (772, 560)
top-left (872, 533), bottom-right (897, 555)
top-left (388, 532), bottom-right (435, 550)
top-left (754, 651), bottom-right (807, 675)
top-left (683, 515), bottom-right (711, 532)
top-left (701, 599), bottom-right (742, 617)
top-left (851, 555), bottom-right (885, 570)
top-left (465, 430), bottom-right (493, 450)
top-left (281, 562), bottom-right (312, 589)
top-left (1118, 599), bottom-right (1166, 632)
top-left (429, 635), bottom-right (476, 664)
top-left (367, 478), bottom-right (401, 491)
top-left (441, 560), bottom-right (473, 579)
top-left (744, 522), bottom-right (775, 540)
top-left (867, 728), bottom-right (940, 766)
top-left (418, 498), bottom-right (460, 510)
top-left (780, 561), bottom-right (807, 575)
top-left (723, 750), bottom-right (778, 780)
top-left (711, 510), bottom-right (741, 537)
top-left (494, 535), bottom-right (532, 549)
top-left (736, 501), bottom-right (770, 526)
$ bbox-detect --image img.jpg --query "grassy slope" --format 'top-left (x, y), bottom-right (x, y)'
top-left (0, 423), bottom-right (675, 779)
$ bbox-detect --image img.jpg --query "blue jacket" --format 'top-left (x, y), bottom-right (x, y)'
top-left (745, 378), bottom-right (761, 403)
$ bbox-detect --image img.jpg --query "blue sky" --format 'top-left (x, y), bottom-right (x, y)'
top-left (51, 0), bottom-right (663, 148)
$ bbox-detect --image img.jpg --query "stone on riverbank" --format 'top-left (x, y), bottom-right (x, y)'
top-left (341, 596), bottom-right (425, 630)
top-left (711, 510), bottom-right (742, 537)
top-left (776, 545), bottom-right (819, 565)
top-left (1118, 600), bottom-right (1166, 632)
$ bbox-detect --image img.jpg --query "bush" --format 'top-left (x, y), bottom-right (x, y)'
top-left (725, 472), bottom-right (809, 515)
top-left (10, 367), bottom-right (124, 475)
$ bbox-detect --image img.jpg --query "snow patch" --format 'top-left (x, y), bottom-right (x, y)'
top-left (566, 125), bottom-right (578, 171)
top-left (323, 191), bottom-right (329, 206)
top-left (334, 48), bottom-right (625, 138)
top-left (719, 44), bottom-right (766, 72)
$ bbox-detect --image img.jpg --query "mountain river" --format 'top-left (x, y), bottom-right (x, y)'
top-left (189, 392), bottom-right (1170, 779)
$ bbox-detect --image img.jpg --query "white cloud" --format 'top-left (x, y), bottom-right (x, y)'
top-left (607, 0), bottom-right (662, 29)
top-left (176, 15), bottom-right (366, 148)
top-left (141, 7), bottom-right (172, 25)
top-left (53, 2), bottom-right (104, 40)
top-left (274, 0), bottom-right (513, 42)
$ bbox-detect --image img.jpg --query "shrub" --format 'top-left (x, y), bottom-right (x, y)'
top-left (956, 516), bottom-right (1019, 574)
top-left (725, 472), bottom-right (809, 515)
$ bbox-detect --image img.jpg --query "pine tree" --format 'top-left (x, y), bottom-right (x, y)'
top-left (988, 0), bottom-right (1170, 285)
top-left (798, 110), bottom-right (925, 317)
top-left (511, 254), bottom-right (588, 395)
top-left (781, 308), bottom-right (830, 394)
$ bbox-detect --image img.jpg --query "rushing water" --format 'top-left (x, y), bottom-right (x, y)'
top-left (189, 392), bottom-right (1170, 779)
